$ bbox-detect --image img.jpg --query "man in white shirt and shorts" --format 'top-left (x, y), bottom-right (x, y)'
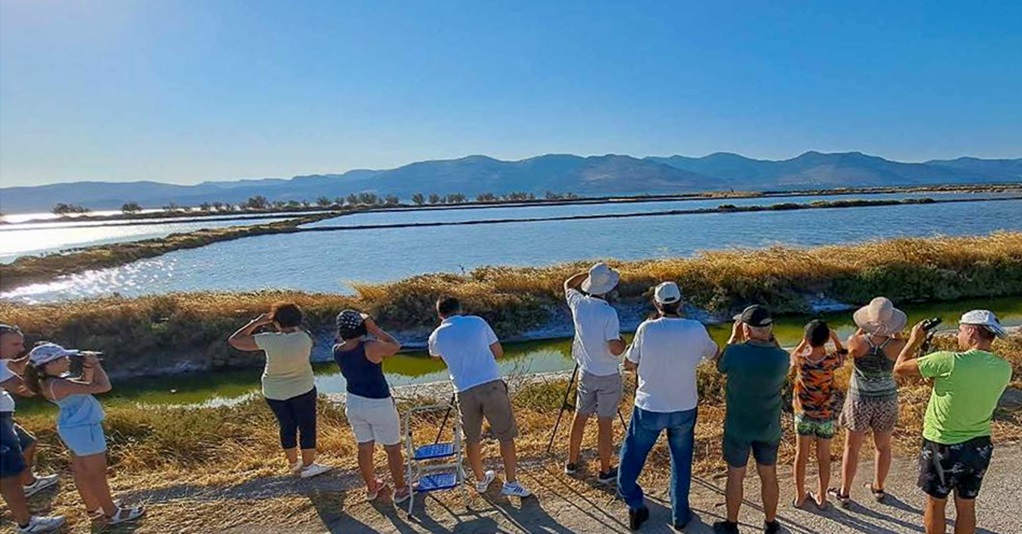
top-left (428, 297), bottom-right (532, 498)
top-left (563, 263), bottom-right (626, 484)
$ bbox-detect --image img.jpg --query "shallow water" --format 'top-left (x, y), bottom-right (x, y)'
top-left (5, 197), bottom-right (1020, 303)
top-left (0, 217), bottom-right (294, 264)
top-left (13, 296), bottom-right (1022, 415)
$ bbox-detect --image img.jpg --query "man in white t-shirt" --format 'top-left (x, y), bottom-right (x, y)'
top-left (428, 297), bottom-right (531, 499)
top-left (617, 283), bottom-right (718, 530)
top-left (1, 324), bottom-right (65, 533)
top-left (563, 262), bottom-right (626, 485)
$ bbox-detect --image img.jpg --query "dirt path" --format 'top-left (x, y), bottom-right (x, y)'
top-left (100, 442), bottom-right (1022, 533)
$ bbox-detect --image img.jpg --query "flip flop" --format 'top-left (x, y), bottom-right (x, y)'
top-left (809, 491), bottom-right (829, 510)
top-left (791, 492), bottom-right (808, 508)
top-left (366, 478), bottom-right (388, 502)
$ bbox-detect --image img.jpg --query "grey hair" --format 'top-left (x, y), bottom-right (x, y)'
top-left (746, 325), bottom-right (774, 339)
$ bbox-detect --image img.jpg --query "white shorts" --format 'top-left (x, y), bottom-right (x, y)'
top-left (345, 393), bottom-right (401, 446)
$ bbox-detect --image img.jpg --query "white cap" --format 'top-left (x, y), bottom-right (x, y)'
top-left (959, 310), bottom-right (1008, 339)
top-left (28, 343), bottom-right (79, 366)
top-left (654, 282), bottom-right (682, 305)
top-left (581, 262), bottom-right (620, 295)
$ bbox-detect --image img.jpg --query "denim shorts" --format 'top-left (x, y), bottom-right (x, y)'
top-left (58, 422), bottom-right (107, 456)
top-left (1, 413), bottom-right (28, 479)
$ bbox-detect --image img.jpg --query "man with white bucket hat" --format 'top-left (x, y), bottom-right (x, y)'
top-left (894, 310), bottom-right (1012, 534)
top-left (563, 262), bottom-right (626, 485)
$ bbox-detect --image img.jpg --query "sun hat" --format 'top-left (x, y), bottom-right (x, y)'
top-left (335, 309), bottom-right (369, 341)
top-left (653, 282), bottom-right (682, 305)
top-left (853, 297), bottom-right (907, 336)
top-left (959, 310), bottom-right (1008, 339)
top-left (581, 262), bottom-right (620, 296)
top-left (733, 305), bottom-right (773, 327)
top-left (28, 343), bottom-right (79, 366)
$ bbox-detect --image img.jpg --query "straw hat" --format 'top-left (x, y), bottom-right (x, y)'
top-left (853, 297), bottom-right (907, 336)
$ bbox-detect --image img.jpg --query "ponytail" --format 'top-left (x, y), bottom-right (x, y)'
top-left (22, 363), bottom-right (46, 396)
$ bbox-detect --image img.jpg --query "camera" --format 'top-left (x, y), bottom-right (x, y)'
top-left (921, 317), bottom-right (943, 332)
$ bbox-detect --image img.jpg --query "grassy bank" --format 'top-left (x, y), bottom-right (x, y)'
top-left (0, 213), bottom-right (337, 292)
top-left (1, 232), bottom-right (1020, 376)
top-left (6, 334), bottom-right (1019, 531)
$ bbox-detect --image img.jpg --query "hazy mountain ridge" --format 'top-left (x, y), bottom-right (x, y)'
top-left (1, 152), bottom-right (1019, 213)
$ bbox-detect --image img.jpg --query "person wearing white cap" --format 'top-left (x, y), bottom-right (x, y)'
top-left (617, 282), bottom-right (717, 530)
top-left (563, 262), bottom-right (626, 485)
top-left (22, 343), bottom-right (145, 525)
top-left (1, 330), bottom-right (65, 533)
top-left (831, 296), bottom-right (908, 507)
top-left (894, 310), bottom-right (1012, 534)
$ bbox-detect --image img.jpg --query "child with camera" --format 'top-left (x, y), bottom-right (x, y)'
top-left (23, 343), bottom-right (145, 525)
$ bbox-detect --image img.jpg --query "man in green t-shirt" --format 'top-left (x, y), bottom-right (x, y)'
top-left (713, 305), bottom-right (790, 534)
top-left (894, 310), bottom-right (1012, 534)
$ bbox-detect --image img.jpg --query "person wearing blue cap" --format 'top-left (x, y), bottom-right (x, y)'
top-left (894, 310), bottom-right (1012, 534)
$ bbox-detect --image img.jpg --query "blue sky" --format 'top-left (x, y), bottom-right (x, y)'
top-left (1, 0), bottom-right (1019, 187)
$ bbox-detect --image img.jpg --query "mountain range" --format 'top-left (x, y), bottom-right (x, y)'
top-left (2, 151), bottom-right (1020, 213)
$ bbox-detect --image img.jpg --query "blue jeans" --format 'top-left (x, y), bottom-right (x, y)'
top-left (617, 406), bottom-right (697, 525)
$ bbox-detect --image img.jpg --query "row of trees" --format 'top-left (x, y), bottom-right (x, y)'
top-left (52, 190), bottom-right (582, 217)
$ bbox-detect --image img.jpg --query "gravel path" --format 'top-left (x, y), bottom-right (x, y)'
top-left (201, 442), bottom-right (1022, 534)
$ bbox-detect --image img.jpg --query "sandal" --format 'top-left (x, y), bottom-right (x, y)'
top-left (866, 482), bottom-right (887, 503)
top-left (827, 487), bottom-right (851, 508)
top-left (366, 478), bottom-right (388, 502)
top-left (107, 505), bottom-right (146, 525)
top-left (791, 492), bottom-right (808, 508)
top-left (394, 485), bottom-right (415, 504)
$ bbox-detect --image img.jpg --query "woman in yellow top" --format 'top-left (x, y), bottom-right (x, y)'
top-left (229, 303), bottom-right (330, 478)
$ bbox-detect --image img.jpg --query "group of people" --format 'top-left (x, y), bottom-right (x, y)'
top-left (562, 263), bottom-right (1012, 534)
top-left (0, 262), bottom-right (1014, 534)
top-left (1, 325), bottom-right (144, 533)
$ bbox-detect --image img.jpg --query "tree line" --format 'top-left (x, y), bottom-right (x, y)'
top-left (47, 190), bottom-right (580, 216)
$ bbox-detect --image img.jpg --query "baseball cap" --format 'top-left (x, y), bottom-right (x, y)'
top-left (653, 282), bottom-right (682, 304)
top-left (28, 343), bottom-right (79, 366)
top-left (733, 305), bottom-right (773, 327)
top-left (959, 310), bottom-right (1008, 339)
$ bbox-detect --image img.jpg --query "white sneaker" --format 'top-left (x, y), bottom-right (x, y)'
top-left (501, 480), bottom-right (532, 498)
top-left (299, 463), bottom-right (332, 479)
top-left (23, 473), bottom-right (60, 497)
top-left (17, 515), bottom-right (65, 533)
top-left (474, 470), bottom-right (496, 493)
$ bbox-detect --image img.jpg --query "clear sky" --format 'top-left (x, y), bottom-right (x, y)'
top-left (1, 0), bottom-right (1019, 187)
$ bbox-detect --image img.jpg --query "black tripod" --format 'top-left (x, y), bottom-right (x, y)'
top-left (545, 363), bottom-right (628, 454)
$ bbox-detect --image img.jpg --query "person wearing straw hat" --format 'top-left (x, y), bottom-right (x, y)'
top-left (563, 262), bottom-right (626, 485)
top-left (332, 309), bottom-right (413, 504)
top-left (830, 296), bottom-right (907, 507)
top-left (893, 310), bottom-right (1011, 534)
top-left (617, 282), bottom-right (718, 531)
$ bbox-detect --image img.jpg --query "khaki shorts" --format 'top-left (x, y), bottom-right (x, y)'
top-left (577, 371), bottom-right (623, 419)
top-left (457, 379), bottom-right (518, 444)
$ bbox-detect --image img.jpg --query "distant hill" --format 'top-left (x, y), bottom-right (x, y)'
top-left (1, 152), bottom-right (1019, 213)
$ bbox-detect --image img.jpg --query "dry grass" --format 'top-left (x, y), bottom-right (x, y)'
top-left (2, 232), bottom-right (1020, 376)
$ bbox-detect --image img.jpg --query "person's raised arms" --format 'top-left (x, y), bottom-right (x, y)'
top-left (364, 318), bottom-right (401, 364)
top-left (229, 313), bottom-right (272, 351)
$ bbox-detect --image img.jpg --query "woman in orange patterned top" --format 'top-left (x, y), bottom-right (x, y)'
top-left (789, 320), bottom-right (847, 509)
